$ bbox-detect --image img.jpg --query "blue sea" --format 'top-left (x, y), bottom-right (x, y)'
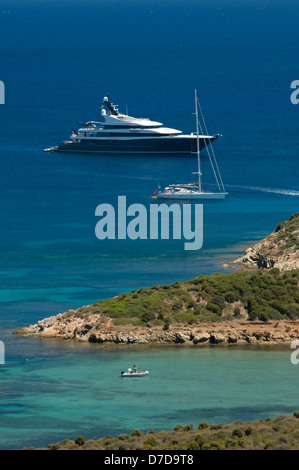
top-left (0, 0), bottom-right (299, 450)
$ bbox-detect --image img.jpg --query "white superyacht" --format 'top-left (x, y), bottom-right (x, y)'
top-left (44, 95), bottom-right (220, 155)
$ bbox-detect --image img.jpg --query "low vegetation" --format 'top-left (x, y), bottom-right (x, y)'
top-left (90, 269), bottom-right (299, 327)
top-left (30, 413), bottom-right (299, 450)
top-left (274, 213), bottom-right (299, 251)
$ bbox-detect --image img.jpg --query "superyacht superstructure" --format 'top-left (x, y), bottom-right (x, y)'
top-left (44, 95), bottom-right (220, 154)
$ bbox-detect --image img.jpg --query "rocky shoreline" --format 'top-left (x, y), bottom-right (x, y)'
top-left (14, 314), bottom-right (299, 346)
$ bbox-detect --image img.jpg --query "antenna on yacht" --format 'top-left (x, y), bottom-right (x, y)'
top-left (103, 94), bottom-right (119, 116)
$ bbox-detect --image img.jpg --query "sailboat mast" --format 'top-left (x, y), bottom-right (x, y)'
top-left (195, 89), bottom-right (202, 193)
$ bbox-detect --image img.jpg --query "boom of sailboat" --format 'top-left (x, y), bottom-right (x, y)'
top-left (153, 90), bottom-right (227, 200)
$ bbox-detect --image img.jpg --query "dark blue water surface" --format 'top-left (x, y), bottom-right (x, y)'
top-left (0, 0), bottom-right (298, 449)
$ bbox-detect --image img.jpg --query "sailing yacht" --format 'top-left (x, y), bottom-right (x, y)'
top-left (154, 90), bottom-right (227, 200)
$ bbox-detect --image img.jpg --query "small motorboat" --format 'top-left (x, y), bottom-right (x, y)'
top-left (121, 367), bottom-right (149, 377)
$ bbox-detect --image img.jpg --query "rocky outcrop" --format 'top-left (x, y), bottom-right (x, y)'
top-left (14, 314), bottom-right (299, 346)
top-left (231, 213), bottom-right (299, 271)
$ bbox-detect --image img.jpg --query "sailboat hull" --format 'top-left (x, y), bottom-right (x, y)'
top-left (156, 192), bottom-right (227, 200)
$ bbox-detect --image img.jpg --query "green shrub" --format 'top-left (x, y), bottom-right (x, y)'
top-left (201, 443), bottom-right (211, 450)
top-left (194, 434), bottom-right (206, 447)
top-left (225, 438), bottom-right (240, 449)
top-left (183, 423), bottom-right (193, 431)
top-left (209, 441), bottom-right (225, 450)
top-left (141, 312), bottom-right (156, 323)
top-left (75, 435), bottom-right (85, 447)
top-left (264, 442), bottom-right (275, 450)
top-left (198, 421), bottom-right (209, 430)
top-left (170, 438), bottom-right (179, 445)
top-left (118, 441), bottom-right (130, 450)
top-left (206, 302), bottom-right (222, 316)
top-left (232, 428), bottom-right (243, 438)
top-left (173, 424), bottom-right (184, 431)
top-left (142, 444), bottom-right (153, 450)
top-left (234, 307), bottom-right (241, 317)
top-left (210, 423), bottom-right (224, 430)
top-left (47, 443), bottom-right (60, 451)
top-left (188, 440), bottom-right (200, 450)
top-left (211, 296), bottom-right (226, 308)
top-left (237, 438), bottom-right (250, 448)
top-left (259, 311), bottom-right (269, 322)
top-left (225, 292), bottom-right (238, 303)
top-left (144, 436), bottom-right (156, 447)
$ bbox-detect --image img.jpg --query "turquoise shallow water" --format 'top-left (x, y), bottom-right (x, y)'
top-left (0, 336), bottom-right (298, 450)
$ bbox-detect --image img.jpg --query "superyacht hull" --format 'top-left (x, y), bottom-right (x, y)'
top-left (54, 135), bottom-right (219, 154)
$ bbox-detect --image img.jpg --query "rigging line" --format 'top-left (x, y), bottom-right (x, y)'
top-left (197, 112), bottom-right (222, 191)
top-left (196, 96), bottom-right (223, 186)
top-left (205, 141), bottom-right (222, 192)
top-left (197, 98), bottom-right (225, 192)
top-left (198, 112), bottom-right (225, 192)
top-left (197, 97), bottom-right (226, 192)
top-left (196, 115), bottom-right (220, 190)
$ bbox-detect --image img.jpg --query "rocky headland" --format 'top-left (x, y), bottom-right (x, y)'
top-left (231, 213), bottom-right (299, 271)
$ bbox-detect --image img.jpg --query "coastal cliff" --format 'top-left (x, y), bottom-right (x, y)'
top-left (14, 213), bottom-right (299, 346)
top-left (231, 213), bottom-right (299, 271)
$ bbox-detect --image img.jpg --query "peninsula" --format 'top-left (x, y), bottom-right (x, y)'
top-left (14, 213), bottom-right (299, 346)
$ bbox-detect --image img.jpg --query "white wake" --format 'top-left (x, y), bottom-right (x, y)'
top-left (227, 184), bottom-right (299, 197)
